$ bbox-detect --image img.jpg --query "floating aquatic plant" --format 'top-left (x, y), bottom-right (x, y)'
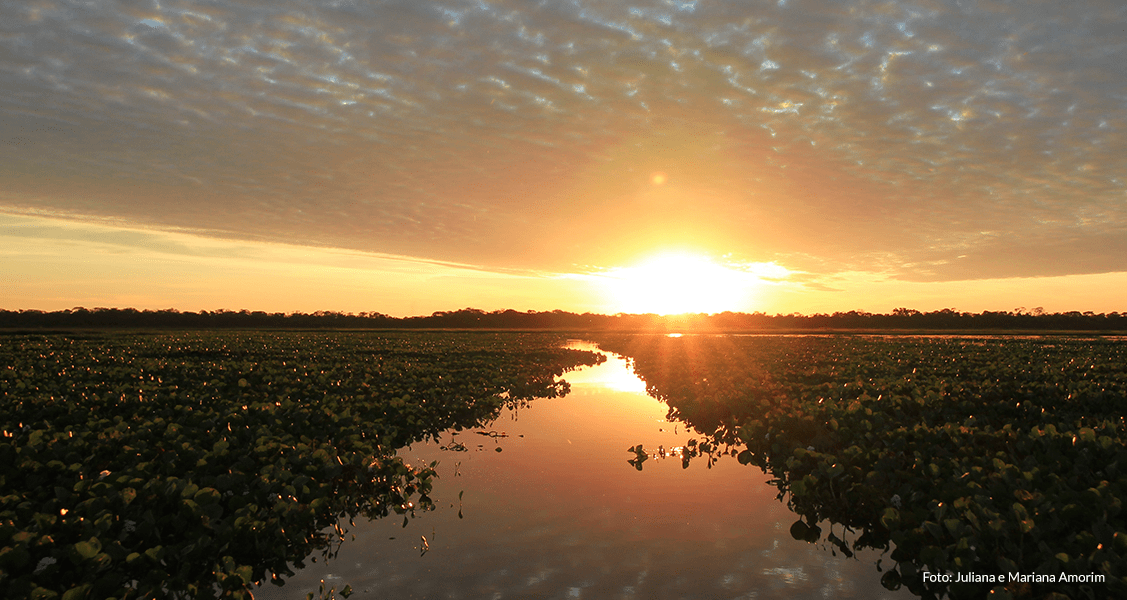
top-left (594, 334), bottom-right (1127, 599)
top-left (0, 331), bottom-right (603, 599)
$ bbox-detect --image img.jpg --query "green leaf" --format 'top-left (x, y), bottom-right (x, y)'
top-left (923, 521), bottom-right (944, 541)
top-left (1013, 503), bottom-right (1034, 534)
top-left (789, 520), bottom-right (810, 541)
top-left (61, 584), bottom-right (92, 600)
top-left (737, 450), bottom-right (754, 465)
top-left (881, 508), bottom-right (899, 529)
top-left (0, 545), bottom-right (30, 569)
top-left (74, 539), bottom-right (100, 560)
top-left (30, 587), bottom-right (59, 600)
top-left (880, 570), bottom-right (901, 591)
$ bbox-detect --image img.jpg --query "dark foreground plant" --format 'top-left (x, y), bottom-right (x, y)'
top-left (595, 334), bottom-right (1127, 600)
top-left (0, 331), bottom-right (602, 599)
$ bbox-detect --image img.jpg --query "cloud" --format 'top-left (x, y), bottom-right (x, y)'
top-left (2, 0), bottom-right (1126, 281)
top-left (0, 212), bottom-right (601, 315)
top-left (896, 229), bottom-right (1127, 281)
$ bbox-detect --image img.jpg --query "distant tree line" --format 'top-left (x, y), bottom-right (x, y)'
top-left (1, 306), bottom-right (1125, 332)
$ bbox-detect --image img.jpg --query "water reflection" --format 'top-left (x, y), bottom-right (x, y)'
top-left (556, 341), bottom-right (649, 394)
top-left (258, 342), bottom-right (909, 599)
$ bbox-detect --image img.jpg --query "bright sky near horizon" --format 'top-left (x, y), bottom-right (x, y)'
top-left (3, 0), bottom-right (1127, 316)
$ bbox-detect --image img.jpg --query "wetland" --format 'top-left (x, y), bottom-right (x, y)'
top-left (3, 332), bottom-right (1125, 599)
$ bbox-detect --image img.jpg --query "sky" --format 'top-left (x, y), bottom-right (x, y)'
top-left (3, 0), bottom-right (1127, 316)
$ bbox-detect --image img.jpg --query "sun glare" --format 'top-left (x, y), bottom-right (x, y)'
top-left (601, 252), bottom-right (764, 315)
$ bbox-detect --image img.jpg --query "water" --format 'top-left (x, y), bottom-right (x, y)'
top-left (255, 342), bottom-right (911, 599)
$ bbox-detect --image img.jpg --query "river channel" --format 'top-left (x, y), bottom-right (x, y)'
top-left (256, 341), bottom-right (912, 599)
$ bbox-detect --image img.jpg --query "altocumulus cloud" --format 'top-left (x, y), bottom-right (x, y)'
top-left (2, 0), bottom-right (1127, 282)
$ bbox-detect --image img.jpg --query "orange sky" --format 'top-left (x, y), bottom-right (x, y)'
top-left (5, 211), bottom-right (1125, 316)
top-left (3, 1), bottom-right (1127, 316)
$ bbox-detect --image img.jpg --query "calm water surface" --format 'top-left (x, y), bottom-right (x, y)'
top-left (257, 342), bottom-right (911, 599)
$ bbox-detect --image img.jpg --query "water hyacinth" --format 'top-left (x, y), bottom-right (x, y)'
top-left (592, 333), bottom-right (1127, 599)
top-left (0, 331), bottom-right (604, 600)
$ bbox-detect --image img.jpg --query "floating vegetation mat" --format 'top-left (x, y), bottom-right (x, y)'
top-left (593, 334), bottom-right (1127, 600)
top-left (0, 331), bottom-right (603, 599)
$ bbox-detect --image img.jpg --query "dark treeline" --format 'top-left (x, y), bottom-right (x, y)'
top-left (1, 306), bottom-right (1125, 331)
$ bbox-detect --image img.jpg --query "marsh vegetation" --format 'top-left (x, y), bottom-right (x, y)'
top-left (0, 332), bottom-right (601, 599)
top-left (3, 332), bottom-right (1125, 599)
top-left (594, 334), bottom-right (1127, 599)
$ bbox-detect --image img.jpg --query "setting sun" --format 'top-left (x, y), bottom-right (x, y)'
top-left (600, 252), bottom-right (764, 315)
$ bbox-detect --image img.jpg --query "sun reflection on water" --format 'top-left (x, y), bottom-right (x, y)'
top-left (264, 337), bottom-right (912, 600)
top-left (562, 341), bottom-right (648, 394)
